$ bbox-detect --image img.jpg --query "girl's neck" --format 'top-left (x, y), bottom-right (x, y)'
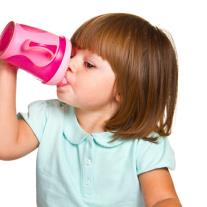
top-left (75, 103), bottom-right (118, 134)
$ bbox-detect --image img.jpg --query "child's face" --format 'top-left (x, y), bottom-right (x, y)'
top-left (56, 48), bottom-right (118, 111)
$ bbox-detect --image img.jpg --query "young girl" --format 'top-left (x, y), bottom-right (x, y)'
top-left (0, 13), bottom-right (181, 207)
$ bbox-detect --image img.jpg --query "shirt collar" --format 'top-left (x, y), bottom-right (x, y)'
top-left (62, 105), bottom-right (124, 148)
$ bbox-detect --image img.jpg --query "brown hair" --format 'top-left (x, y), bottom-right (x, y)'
top-left (71, 13), bottom-right (178, 142)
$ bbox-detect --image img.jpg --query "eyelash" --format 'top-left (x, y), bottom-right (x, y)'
top-left (84, 61), bottom-right (96, 69)
top-left (70, 52), bottom-right (96, 69)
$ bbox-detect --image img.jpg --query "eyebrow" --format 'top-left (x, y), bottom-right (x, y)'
top-left (85, 53), bottom-right (100, 61)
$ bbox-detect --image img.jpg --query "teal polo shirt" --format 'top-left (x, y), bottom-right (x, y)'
top-left (17, 99), bottom-right (175, 207)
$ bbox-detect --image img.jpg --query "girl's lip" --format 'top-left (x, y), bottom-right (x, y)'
top-left (57, 77), bottom-right (69, 87)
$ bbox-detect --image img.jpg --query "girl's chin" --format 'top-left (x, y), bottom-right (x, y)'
top-left (56, 94), bottom-right (67, 103)
top-left (56, 83), bottom-right (71, 91)
top-left (56, 96), bottom-right (74, 107)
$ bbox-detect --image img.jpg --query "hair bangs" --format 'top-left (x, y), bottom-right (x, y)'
top-left (70, 15), bottom-right (130, 68)
top-left (71, 20), bottom-right (107, 60)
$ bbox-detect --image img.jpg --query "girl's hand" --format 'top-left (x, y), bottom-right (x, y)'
top-left (0, 60), bottom-right (18, 71)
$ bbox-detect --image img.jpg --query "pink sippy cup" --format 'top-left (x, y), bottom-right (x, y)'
top-left (0, 21), bottom-right (71, 85)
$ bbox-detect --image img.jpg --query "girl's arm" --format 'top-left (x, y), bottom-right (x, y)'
top-left (153, 198), bottom-right (182, 207)
top-left (0, 61), bottom-right (38, 160)
top-left (138, 168), bottom-right (182, 207)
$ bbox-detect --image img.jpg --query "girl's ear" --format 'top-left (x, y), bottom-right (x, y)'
top-left (112, 83), bottom-right (121, 103)
top-left (115, 93), bottom-right (121, 103)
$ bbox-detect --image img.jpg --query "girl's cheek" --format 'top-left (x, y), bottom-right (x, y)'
top-left (69, 75), bottom-right (76, 86)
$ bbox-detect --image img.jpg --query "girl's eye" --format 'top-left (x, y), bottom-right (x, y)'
top-left (84, 62), bottom-right (95, 69)
top-left (70, 52), bottom-right (75, 59)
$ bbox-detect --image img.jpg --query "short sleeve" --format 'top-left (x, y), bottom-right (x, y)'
top-left (17, 100), bottom-right (48, 142)
top-left (136, 136), bottom-right (176, 175)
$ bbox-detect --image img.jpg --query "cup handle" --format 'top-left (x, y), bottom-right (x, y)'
top-left (22, 39), bottom-right (56, 59)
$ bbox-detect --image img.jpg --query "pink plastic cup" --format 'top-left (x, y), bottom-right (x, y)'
top-left (0, 21), bottom-right (71, 85)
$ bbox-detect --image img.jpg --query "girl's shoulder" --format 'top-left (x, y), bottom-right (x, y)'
top-left (30, 99), bottom-right (70, 112)
top-left (19, 99), bottom-right (70, 127)
top-left (135, 133), bottom-right (176, 175)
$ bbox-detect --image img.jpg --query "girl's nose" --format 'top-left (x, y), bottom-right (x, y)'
top-left (66, 66), bottom-right (73, 73)
top-left (68, 57), bottom-right (77, 73)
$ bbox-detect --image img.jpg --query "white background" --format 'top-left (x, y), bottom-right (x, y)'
top-left (0, 0), bottom-right (206, 206)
